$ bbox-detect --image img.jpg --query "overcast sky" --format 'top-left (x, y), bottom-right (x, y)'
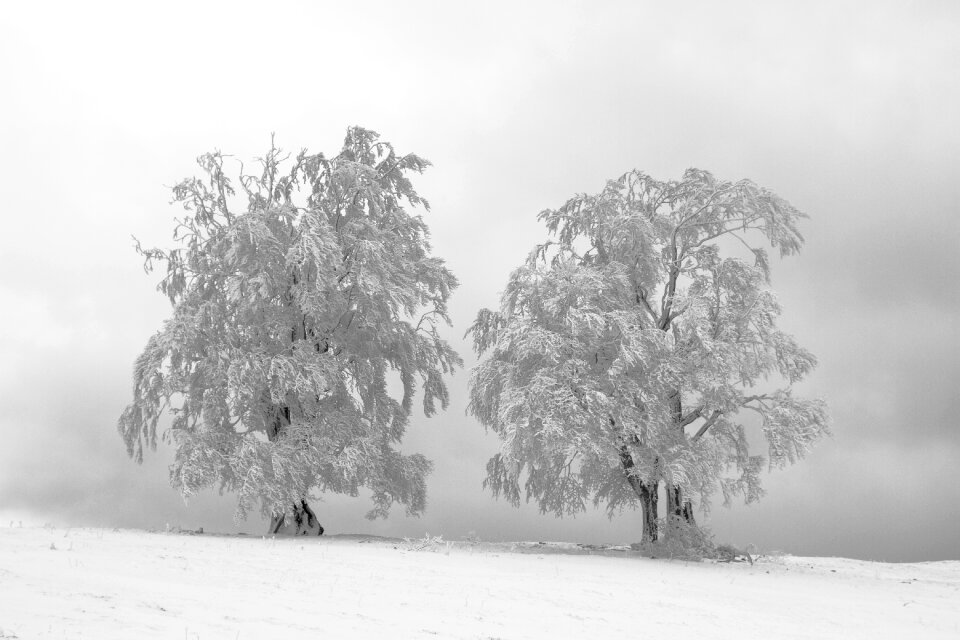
top-left (1, 1), bottom-right (958, 562)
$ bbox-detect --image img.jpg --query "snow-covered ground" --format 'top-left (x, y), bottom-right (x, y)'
top-left (0, 527), bottom-right (957, 639)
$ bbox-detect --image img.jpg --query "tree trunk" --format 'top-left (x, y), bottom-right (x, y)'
top-left (639, 480), bottom-right (659, 543)
top-left (619, 445), bottom-right (659, 543)
top-left (266, 403), bottom-right (325, 536)
top-left (269, 499), bottom-right (325, 536)
top-left (665, 483), bottom-right (695, 537)
top-left (665, 392), bottom-right (696, 537)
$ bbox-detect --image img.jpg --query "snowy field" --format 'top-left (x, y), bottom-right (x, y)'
top-left (0, 527), bottom-right (957, 639)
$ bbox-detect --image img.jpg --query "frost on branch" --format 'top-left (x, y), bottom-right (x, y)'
top-left (119, 127), bottom-right (461, 522)
top-left (468, 168), bottom-right (829, 541)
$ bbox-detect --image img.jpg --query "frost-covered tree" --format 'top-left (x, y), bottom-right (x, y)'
top-left (119, 127), bottom-right (461, 534)
top-left (468, 169), bottom-right (829, 543)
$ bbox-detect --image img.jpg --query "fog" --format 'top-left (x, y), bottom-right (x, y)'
top-left (1, 0), bottom-right (957, 561)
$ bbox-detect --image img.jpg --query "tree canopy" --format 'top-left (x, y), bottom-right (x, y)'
top-left (119, 127), bottom-right (461, 522)
top-left (468, 168), bottom-right (829, 541)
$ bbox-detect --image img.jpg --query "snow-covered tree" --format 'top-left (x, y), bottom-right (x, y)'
top-left (468, 169), bottom-right (829, 542)
top-left (119, 127), bottom-right (461, 534)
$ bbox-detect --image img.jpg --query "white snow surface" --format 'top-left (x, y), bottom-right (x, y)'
top-left (0, 527), bottom-right (957, 639)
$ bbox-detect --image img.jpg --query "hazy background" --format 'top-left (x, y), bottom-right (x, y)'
top-left (2, 1), bottom-right (957, 562)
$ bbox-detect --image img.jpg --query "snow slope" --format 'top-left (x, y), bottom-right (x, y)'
top-left (0, 527), bottom-right (957, 639)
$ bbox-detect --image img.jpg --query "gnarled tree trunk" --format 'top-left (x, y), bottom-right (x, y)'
top-left (666, 392), bottom-right (696, 537)
top-left (269, 499), bottom-right (324, 536)
top-left (665, 483), bottom-right (695, 539)
top-left (266, 403), bottom-right (325, 536)
top-left (619, 445), bottom-right (659, 542)
top-left (639, 480), bottom-right (660, 543)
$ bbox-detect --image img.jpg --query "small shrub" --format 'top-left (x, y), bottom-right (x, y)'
top-left (630, 519), bottom-right (716, 561)
top-left (463, 530), bottom-right (482, 545)
top-left (401, 534), bottom-right (449, 553)
top-left (714, 542), bottom-right (758, 564)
